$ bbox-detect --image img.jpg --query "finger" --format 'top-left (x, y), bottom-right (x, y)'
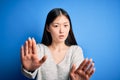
top-left (86, 62), bottom-right (94, 74)
top-left (21, 45), bottom-right (24, 59)
top-left (70, 64), bottom-right (76, 80)
top-left (39, 55), bottom-right (47, 64)
top-left (76, 70), bottom-right (89, 80)
top-left (28, 37), bottom-right (32, 54)
top-left (70, 73), bottom-right (75, 80)
top-left (82, 59), bottom-right (92, 72)
top-left (32, 37), bottom-right (37, 54)
top-left (89, 68), bottom-right (95, 78)
top-left (71, 64), bottom-right (76, 73)
top-left (77, 58), bottom-right (88, 70)
top-left (25, 41), bottom-right (28, 56)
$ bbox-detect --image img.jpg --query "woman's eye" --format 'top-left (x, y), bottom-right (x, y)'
top-left (64, 25), bottom-right (68, 27)
top-left (54, 25), bottom-right (58, 27)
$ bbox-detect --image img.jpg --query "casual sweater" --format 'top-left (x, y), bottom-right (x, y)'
top-left (22, 44), bottom-right (84, 80)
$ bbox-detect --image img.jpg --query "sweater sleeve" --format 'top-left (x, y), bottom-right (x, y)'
top-left (69, 45), bottom-right (84, 80)
top-left (21, 67), bottom-right (38, 79)
top-left (71, 45), bottom-right (84, 69)
top-left (21, 44), bottom-right (42, 79)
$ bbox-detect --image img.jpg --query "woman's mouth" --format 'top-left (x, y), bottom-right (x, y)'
top-left (59, 35), bottom-right (64, 39)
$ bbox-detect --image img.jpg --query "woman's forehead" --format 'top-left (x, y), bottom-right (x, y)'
top-left (52, 15), bottom-right (69, 24)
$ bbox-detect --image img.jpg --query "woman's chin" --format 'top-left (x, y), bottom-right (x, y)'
top-left (57, 39), bottom-right (66, 43)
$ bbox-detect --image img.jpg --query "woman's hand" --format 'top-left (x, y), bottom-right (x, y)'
top-left (70, 58), bottom-right (95, 80)
top-left (20, 37), bottom-right (47, 72)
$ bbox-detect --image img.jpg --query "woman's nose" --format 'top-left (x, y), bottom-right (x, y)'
top-left (59, 27), bottom-right (64, 33)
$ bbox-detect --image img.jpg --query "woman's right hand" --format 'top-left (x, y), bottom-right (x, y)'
top-left (20, 37), bottom-right (47, 72)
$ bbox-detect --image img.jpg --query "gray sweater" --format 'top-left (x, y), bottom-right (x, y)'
top-left (22, 44), bottom-right (84, 80)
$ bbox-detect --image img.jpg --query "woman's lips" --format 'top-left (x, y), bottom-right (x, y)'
top-left (59, 35), bottom-right (64, 38)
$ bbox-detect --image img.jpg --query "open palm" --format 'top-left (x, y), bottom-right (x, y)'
top-left (20, 37), bottom-right (47, 72)
top-left (70, 59), bottom-right (95, 80)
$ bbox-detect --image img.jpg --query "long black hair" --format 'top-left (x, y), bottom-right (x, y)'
top-left (41, 8), bottom-right (77, 46)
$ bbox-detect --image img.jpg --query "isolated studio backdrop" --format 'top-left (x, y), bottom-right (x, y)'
top-left (0, 0), bottom-right (120, 80)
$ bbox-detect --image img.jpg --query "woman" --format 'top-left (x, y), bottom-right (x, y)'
top-left (21, 8), bottom-right (95, 80)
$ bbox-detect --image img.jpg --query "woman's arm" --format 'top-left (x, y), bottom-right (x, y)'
top-left (20, 37), bottom-right (47, 79)
top-left (69, 46), bottom-right (95, 80)
top-left (21, 66), bottom-right (39, 79)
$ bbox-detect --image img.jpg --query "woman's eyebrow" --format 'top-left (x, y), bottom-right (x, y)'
top-left (64, 22), bottom-right (69, 24)
top-left (52, 22), bottom-right (59, 24)
top-left (52, 22), bottom-right (69, 24)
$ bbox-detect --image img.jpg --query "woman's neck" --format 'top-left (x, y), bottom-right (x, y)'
top-left (49, 42), bottom-right (68, 51)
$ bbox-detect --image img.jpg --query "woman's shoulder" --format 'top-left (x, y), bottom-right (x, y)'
top-left (36, 43), bottom-right (48, 51)
top-left (69, 45), bottom-right (83, 55)
top-left (37, 43), bottom-right (47, 47)
top-left (70, 45), bottom-right (84, 59)
top-left (70, 45), bottom-right (83, 51)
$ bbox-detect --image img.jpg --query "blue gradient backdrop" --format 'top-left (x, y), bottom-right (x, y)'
top-left (0, 0), bottom-right (120, 80)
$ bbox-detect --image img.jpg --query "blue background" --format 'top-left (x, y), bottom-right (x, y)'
top-left (0, 0), bottom-right (120, 80)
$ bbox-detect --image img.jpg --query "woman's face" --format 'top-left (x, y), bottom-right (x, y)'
top-left (47, 15), bottom-right (70, 43)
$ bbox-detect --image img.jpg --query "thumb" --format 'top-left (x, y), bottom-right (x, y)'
top-left (71, 64), bottom-right (76, 73)
top-left (39, 55), bottom-right (47, 65)
top-left (70, 64), bottom-right (76, 79)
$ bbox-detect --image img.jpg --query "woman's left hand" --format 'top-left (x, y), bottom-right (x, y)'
top-left (70, 58), bottom-right (95, 80)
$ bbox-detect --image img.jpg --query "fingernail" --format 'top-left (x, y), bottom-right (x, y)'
top-left (90, 58), bottom-right (93, 62)
top-left (73, 64), bottom-right (76, 67)
top-left (32, 38), bottom-right (36, 43)
top-left (32, 37), bottom-right (34, 40)
top-left (28, 37), bottom-right (31, 40)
